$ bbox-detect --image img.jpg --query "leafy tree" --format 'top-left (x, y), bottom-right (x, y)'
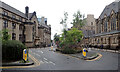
top-left (71, 10), bottom-right (85, 29)
top-left (63, 28), bottom-right (83, 49)
top-left (60, 12), bottom-right (68, 38)
top-left (54, 33), bottom-right (60, 42)
top-left (1, 29), bottom-right (11, 41)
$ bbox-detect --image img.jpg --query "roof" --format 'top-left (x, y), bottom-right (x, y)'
top-left (94, 30), bottom-right (120, 37)
top-left (28, 11), bottom-right (36, 20)
top-left (99, 1), bottom-right (120, 19)
top-left (0, 1), bottom-right (27, 18)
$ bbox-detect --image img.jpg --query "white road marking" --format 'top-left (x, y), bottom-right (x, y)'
top-left (49, 61), bottom-right (55, 65)
top-left (44, 61), bottom-right (48, 63)
top-left (40, 61), bottom-right (44, 63)
top-left (44, 58), bottom-right (47, 60)
top-left (41, 51), bottom-right (43, 53)
top-left (36, 54), bottom-right (41, 57)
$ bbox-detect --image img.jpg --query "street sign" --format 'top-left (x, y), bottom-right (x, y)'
top-left (23, 49), bottom-right (27, 61)
top-left (82, 48), bottom-right (86, 57)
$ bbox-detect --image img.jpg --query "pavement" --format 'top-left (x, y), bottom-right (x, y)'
top-left (90, 48), bottom-right (120, 53)
top-left (1, 56), bottom-right (34, 66)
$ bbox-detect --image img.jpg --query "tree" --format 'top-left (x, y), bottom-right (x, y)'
top-left (60, 12), bottom-right (68, 38)
top-left (1, 29), bottom-right (11, 41)
top-left (64, 28), bottom-right (83, 49)
top-left (71, 10), bottom-right (85, 29)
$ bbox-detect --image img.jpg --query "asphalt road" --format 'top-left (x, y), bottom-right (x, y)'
top-left (2, 47), bottom-right (119, 70)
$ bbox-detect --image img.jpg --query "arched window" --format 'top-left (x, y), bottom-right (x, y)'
top-left (111, 15), bottom-right (116, 31)
top-left (104, 19), bottom-right (108, 32)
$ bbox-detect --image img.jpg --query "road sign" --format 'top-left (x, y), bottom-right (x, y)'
top-left (82, 48), bottom-right (86, 57)
top-left (23, 49), bottom-right (27, 61)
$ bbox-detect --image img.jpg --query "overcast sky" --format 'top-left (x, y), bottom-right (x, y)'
top-left (1, 0), bottom-right (115, 40)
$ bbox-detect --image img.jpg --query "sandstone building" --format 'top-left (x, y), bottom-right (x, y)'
top-left (0, 1), bottom-right (52, 48)
top-left (38, 17), bottom-right (51, 47)
top-left (81, 14), bottom-right (96, 46)
top-left (89, 0), bottom-right (120, 49)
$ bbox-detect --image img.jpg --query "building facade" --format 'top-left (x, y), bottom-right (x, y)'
top-left (38, 17), bottom-right (51, 47)
top-left (0, 1), bottom-right (40, 47)
top-left (81, 14), bottom-right (96, 46)
top-left (89, 1), bottom-right (120, 49)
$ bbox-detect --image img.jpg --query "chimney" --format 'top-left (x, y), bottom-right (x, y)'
top-left (25, 6), bottom-right (29, 18)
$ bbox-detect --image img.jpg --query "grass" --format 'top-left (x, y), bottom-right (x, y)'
top-left (19, 60), bottom-right (29, 63)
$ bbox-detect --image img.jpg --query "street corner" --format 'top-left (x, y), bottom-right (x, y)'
top-left (0, 54), bottom-right (40, 69)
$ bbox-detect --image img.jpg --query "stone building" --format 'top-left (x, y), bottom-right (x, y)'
top-left (38, 17), bottom-right (51, 47)
top-left (0, 1), bottom-right (40, 47)
top-left (89, 0), bottom-right (120, 49)
top-left (81, 14), bottom-right (96, 46)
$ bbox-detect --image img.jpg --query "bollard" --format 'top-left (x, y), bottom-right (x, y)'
top-left (82, 48), bottom-right (86, 57)
top-left (23, 49), bottom-right (27, 62)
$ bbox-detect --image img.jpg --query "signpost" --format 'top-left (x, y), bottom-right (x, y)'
top-left (23, 49), bottom-right (27, 62)
top-left (82, 48), bottom-right (86, 57)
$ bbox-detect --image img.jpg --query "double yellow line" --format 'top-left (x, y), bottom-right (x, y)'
top-left (0, 54), bottom-right (40, 69)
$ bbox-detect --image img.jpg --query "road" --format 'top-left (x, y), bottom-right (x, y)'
top-left (2, 47), bottom-right (119, 70)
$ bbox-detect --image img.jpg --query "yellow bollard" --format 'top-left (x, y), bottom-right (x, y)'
top-left (82, 48), bottom-right (86, 57)
top-left (23, 49), bottom-right (27, 61)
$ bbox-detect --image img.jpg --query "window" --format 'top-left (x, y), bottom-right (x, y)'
top-left (3, 20), bottom-right (8, 28)
top-left (91, 22), bottom-right (93, 25)
top-left (97, 39), bottom-right (100, 44)
top-left (111, 17), bottom-right (116, 30)
top-left (12, 23), bottom-right (16, 29)
top-left (19, 25), bottom-right (23, 30)
top-left (19, 34), bottom-right (22, 41)
top-left (104, 20), bottom-right (107, 32)
top-left (12, 33), bottom-right (16, 40)
top-left (19, 17), bottom-right (22, 21)
top-left (3, 11), bottom-right (8, 15)
top-left (12, 14), bottom-right (16, 19)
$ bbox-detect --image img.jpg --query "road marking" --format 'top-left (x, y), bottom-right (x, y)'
top-left (44, 58), bottom-right (47, 60)
top-left (44, 61), bottom-right (48, 63)
top-left (40, 61), bottom-right (44, 64)
top-left (0, 54), bottom-right (40, 69)
top-left (35, 54), bottom-right (41, 57)
top-left (41, 51), bottom-right (43, 53)
top-left (49, 61), bottom-right (55, 65)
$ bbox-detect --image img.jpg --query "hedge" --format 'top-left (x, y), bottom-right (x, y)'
top-left (2, 40), bottom-right (27, 61)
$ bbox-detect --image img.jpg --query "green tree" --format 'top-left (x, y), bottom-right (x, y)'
top-left (54, 33), bottom-right (60, 42)
top-left (60, 12), bottom-right (68, 38)
top-left (64, 28), bottom-right (83, 49)
top-left (71, 10), bottom-right (85, 29)
top-left (1, 29), bottom-right (11, 41)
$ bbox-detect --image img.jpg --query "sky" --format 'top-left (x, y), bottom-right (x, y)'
top-left (1, 0), bottom-right (115, 40)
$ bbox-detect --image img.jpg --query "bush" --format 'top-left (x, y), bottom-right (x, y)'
top-left (61, 47), bottom-right (76, 54)
top-left (2, 40), bottom-right (27, 61)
